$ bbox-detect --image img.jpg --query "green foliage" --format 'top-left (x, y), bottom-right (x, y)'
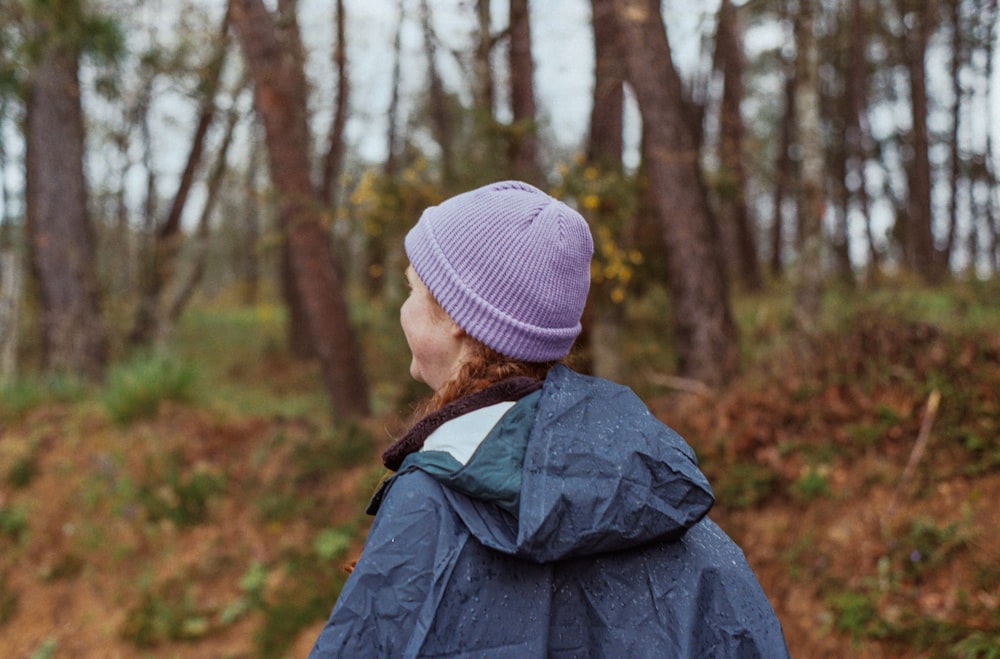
top-left (6, 453), bottom-right (38, 489)
top-left (551, 159), bottom-right (643, 305)
top-left (0, 572), bottom-right (18, 628)
top-left (0, 374), bottom-right (86, 421)
top-left (27, 637), bottom-right (58, 659)
top-left (121, 580), bottom-right (213, 648)
top-left (892, 516), bottom-right (968, 581)
top-left (791, 466), bottom-right (831, 502)
top-left (253, 544), bottom-right (351, 659)
top-left (137, 453), bottom-right (225, 527)
top-left (0, 505), bottom-right (28, 542)
top-left (718, 460), bottom-right (779, 508)
top-left (951, 631), bottom-right (1000, 659)
top-left (102, 353), bottom-right (199, 424)
top-left (828, 589), bottom-right (890, 641)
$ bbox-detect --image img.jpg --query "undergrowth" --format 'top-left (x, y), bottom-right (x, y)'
top-left (0, 278), bottom-right (997, 657)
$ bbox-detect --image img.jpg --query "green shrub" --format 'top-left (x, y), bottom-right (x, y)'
top-left (792, 467), bottom-right (831, 502)
top-left (0, 374), bottom-right (85, 420)
top-left (137, 454), bottom-right (225, 527)
top-left (0, 505), bottom-right (27, 542)
top-left (717, 461), bottom-right (779, 509)
top-left (0, 572), bottom-right (18, 627)
top-left (103, 353), bottom-right (199, 424)
top-left (6, 454), bottom-right (39, 489)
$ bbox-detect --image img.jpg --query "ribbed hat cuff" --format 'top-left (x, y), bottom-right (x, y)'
top-left (405, 224), bottom-right (580, 362)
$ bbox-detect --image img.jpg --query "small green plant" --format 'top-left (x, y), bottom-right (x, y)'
top-left (6, 454), bottom-right (39, 489)
top-left (0, 572), bottom-right (18, 627)
top-left (717, 461), bottom-right (779, 509)
top-left (0, 374), bottom-right (86, 420)
top-left (950, 630), bottom-right (1000, 659)
top-left (120, 581), bottom-right (212, 648)
top-left (828, 589), bottom-right (891, 641)
top-left (103, 353), bottom-right (199, 424)
top-left (0, 505), bottom-right (28, 542)
top-left (137, 454), bottom-right (225, 527)
top-left (27, 636), bottom-right (58, 659)
top-left (792, 466), bottom-right (831, 502)
top-left (894, 516), bottom-right (967, 580)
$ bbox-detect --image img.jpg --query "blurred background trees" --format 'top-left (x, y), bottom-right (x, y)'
top-left (0, 0), bottom-right (996, 414)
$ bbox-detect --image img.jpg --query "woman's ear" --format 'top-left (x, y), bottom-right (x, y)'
top-left (450, 320), bottom-right (467, 338)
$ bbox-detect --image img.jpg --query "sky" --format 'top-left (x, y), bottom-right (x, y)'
top-left (1, 0), bottom-right (998, 271)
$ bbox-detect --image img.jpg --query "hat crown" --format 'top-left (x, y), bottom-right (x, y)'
top-left (404, 181), bottom-right (593, 362)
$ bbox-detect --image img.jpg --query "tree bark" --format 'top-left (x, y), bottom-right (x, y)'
top-left (473, 0), bottom-right (496, 116)
top-left (793, 0), bottom-right (825, 331)
top-left (165, 87), bottom-right (245, 331)
top-left (319, 0), bottom-right (348, 207)
top-left (230, 0), bottom-right (369, 417)
top-left (714, 0), bottom-right (762, 291)
top-left (770, 0), bottom-right (796, 278)
top-left (943, 0), bottom-right (963, 270)
top-left (901, 0), bottom-right (941, 282)
top-left (25, 40), bottom-right (106, 378)
top-left (581, 0), bottom-right (627, 381)
top-left (508, 0), bottom-right (542, 184)
top-left (588, 0), bottom-right (624, 168)
top-left (611, 0), bottom-right (738, 386)
top-left (384, 0), bottom-right (405, 178)
top-left (846, 0), bottom-right (880, 276)
top-left (419, 0), bottom-right (456, 183)
top-left (129, 10), bottom-right (231, 347)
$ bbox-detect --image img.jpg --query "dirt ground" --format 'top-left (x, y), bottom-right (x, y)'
top-left (1, 314), bottom-right (998, 657)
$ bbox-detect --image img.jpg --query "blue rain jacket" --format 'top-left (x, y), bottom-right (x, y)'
top-left (310, 366), bottom-right (789, 658)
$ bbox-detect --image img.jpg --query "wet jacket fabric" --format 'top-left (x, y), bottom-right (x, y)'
top-left (309, 366), bottom-right (789, 658)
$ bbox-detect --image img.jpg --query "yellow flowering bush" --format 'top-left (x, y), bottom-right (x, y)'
top-left (551, 155), bottom-right (641, 305)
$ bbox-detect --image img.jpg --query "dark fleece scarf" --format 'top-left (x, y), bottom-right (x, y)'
top-left (382, 377), bottom-right (543, 471)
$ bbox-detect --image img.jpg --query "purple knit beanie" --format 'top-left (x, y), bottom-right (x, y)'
top-left (404, 180), bottom-right (594, 362)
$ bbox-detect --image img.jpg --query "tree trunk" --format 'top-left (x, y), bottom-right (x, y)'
top-left (319, 0), bottom-right (348, 207)
top-left (714, 0), bottom-right (762, 292)
top-left (588, 0), bottom-right (624, 168)
top-left (611, 0), bottom-right (738, 387)
top-left (792, 0), bottom-right (825, 332)
top-left (25, 41), bottom-right (106, 378)
top-left (240, 126), bottom-right (262, 307)
top-left (473, 0), bottom-right (496, 116)
top-left (902, 0), bottom-right (941, 282)
top-left (508, 0), bottom-right (542, 184)
top-left (230, 0), bottom-right (369, 418)
top-left (0, 249), bottom-right (22, 383)
top-left (419, 0), bottom-right (455, 183)
top-left (165, 90), bottom-right (245, 331)
top-left (770, 4), bottom-right (796, 279)
top-left (130, 10), bottom-right (230, 347)
top-left (846, 0), bottom-right (880, 276)
top-left (384, 0), bottom-right (405, 178)
top-left (943, 0), bottom-right (963, 270)
top-left (581, 0), bottom-right (627, 380)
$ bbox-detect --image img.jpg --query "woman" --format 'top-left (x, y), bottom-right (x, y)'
top-left (310, 181), bottom-right (788, 658)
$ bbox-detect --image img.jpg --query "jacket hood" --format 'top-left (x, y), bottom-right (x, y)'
top-left (422, 365), bottom-right (715, 562)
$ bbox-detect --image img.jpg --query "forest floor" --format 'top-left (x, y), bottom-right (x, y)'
top-left (0, 279), bottom-right (998, 658)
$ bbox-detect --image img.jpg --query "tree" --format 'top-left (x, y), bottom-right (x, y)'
top-left (844, 0), bottom-right (880, 277)
top-left (792, 0), bottom-right (825, 331)
top-left (319, 0), bottom-right (348, 207)
top-left (713, 0), bottom-right (762, 291)
top-left (229, 0), bottom-right (369, 418)
top-left (581, 0), bottom-right (634, 380)
top-left (23, 0), bottom-right (118, 378)
top-left (129, 9), bottom-right (231, 347)
top-left (898, 0), bottom-right (941, 282)
top-left (610, 0), bottom-right (738, 386)
top-left (508, 0), bottom-right (542, 184)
